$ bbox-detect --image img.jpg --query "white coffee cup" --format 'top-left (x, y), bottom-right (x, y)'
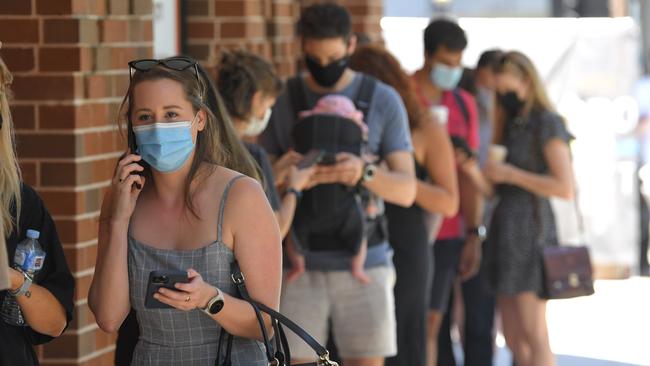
top-left (430, 105), bottom-right (449, 126)
top-left (488, 144), bottom-right (508, 163)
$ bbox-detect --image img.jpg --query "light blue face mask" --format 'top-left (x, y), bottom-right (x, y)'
top-left (133, 120), bottom-right (196, 173)
top-left (430, 63), bottom-right (463, 91)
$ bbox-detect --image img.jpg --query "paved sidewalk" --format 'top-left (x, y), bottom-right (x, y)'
top-left (493, 277), bottom-right (650, 366)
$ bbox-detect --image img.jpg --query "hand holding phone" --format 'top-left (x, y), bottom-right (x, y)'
top-left (145, 270), bottom-right (190, 309)
top-left (296, 150), bottom-right (324, 169)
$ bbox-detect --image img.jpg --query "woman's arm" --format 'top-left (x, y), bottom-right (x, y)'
top-left (274, 166), bottom-right (314, 238)
top-left (486, 138), bottom-right (574, 200)
top-left (414, 120), bottom-right (459, 217)
top-left (89, 154), bottom-right (145, 333)
top-left (8, 268), bottom-right (67, 337)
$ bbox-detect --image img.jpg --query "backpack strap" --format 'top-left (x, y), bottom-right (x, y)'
top-left (354, 74), bottom-right (377, 120)
top-left (288, 76), bottom-right (309, 119)
top-left (452, 88), bottom-right (470, 128)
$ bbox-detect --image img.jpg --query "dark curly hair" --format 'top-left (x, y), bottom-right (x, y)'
top-left (297, 3), bottom-right (352, 41)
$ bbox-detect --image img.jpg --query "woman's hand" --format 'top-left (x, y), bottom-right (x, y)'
top-left (273, 150), bottom-right (303, 186)
top-left (154, 269), bottom-right (218, 311)
top-left (8, 268), bottom-right (24, 291)
top-left (287, 165), bottom-right (315, 192)
top-left (110, 152), bottom-right (145, 223)
top-left (484, 160), bottom-right (516, 184)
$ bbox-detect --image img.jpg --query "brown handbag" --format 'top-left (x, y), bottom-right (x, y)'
top-left (529, 118), bottom-right (595, 300)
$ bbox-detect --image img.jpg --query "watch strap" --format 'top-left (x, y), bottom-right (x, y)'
top-left (286, 188), bottom-right (302, 200)
top-left (202, 288), bottom-right (225, 315)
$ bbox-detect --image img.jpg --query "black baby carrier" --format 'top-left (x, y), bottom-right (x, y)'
top-left (288, 74), bottom-right (388, 255)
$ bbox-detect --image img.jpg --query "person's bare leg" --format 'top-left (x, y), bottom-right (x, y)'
top-left (345, 357), bottom-right (385, 366)
top-left (498, 295), bottom-right (531, 366)
top-left (514, 293), bottom-right (554, 366)
top-left (426, 310), bottom-right (443, 366)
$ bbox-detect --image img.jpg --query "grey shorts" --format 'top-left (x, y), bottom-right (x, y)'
top-left (280, 266), bottom-right (397, 359)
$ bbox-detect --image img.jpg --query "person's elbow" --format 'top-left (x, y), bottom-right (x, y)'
top-left (40, 317), bottom-right (68, 338)
top-left (395, 178), bottom-right (417, 207)
top-left (95, 316), bottom-right (123, 334)
top-left (555, 183), bottom-right (575, 201)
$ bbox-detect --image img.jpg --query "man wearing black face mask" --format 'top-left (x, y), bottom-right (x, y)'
top-left (260, 4), bottom-right (416, 366)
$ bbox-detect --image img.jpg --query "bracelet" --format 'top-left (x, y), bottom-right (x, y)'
top-left (10, 270), bottom-right (33, 298)
top-left (286, 188), bottom-right (302, 200)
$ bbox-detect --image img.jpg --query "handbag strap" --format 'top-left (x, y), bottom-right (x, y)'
top-left (231, 262), bottom-right (338, 366)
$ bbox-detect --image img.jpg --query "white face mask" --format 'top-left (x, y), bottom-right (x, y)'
top-left (244, 108), bottom-right (272, 137)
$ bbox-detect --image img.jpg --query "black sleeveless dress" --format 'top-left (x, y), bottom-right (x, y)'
top-left (385, 161), bottom-right (432, 366)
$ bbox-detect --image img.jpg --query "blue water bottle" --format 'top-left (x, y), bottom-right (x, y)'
top-left (1, 230), bottom-right (46, 326)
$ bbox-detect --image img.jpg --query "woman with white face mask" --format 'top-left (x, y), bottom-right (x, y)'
top-left (216, 51), bottom-right (314, 239)
top-left (88, 56), bottom-right (282, 366)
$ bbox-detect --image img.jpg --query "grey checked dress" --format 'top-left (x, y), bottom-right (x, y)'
top-left (127, 175), bottom-right (267, 365)
top-left (483, 110), bottom-right (573, 296)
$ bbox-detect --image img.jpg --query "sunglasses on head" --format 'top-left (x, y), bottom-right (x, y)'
top-left (128, 57), bottom-right (200, 84)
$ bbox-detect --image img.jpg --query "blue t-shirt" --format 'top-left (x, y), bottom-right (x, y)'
top-left (259, 72), bottom-right (413, 271)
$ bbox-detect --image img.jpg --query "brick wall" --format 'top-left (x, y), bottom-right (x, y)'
top-left (0, 0), bottom-right (153, 365)
top-left (184, 0), bottom-right (384, 79)
top-left (1, 0), bottom-right (380, 364)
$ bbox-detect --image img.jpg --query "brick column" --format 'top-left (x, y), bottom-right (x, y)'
top-left (0, 0), bottom-right (152, 364)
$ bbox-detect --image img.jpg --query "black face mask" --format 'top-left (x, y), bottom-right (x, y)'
top-left (305, 55), bottom-right (349, 88)
top-left (497, 91), bottom-right (525, 117)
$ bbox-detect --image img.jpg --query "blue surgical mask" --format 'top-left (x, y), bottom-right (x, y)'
top-left (430, 63), bottom-right (463, 91)
top-left (133, 120), bottom-right (196, 173)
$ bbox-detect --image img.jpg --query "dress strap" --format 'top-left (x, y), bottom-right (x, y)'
top-left (217, 175), bottom-right (246, 243)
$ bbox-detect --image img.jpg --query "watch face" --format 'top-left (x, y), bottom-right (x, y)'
top-left (209, 299), bottom-right (224, 314)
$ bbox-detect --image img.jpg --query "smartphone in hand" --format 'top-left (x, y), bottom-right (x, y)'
top-left (319, 152), bottom-right (338, 166)
top-left (297, 150), bottom-right (324, 169)
top-left (144, 270), bottom-right (190, 309)
top-left (127, 126), bottom-right (145, 189)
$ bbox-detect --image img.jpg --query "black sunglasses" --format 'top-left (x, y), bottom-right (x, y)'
top-left (128, 57), bottom-right (200, 84)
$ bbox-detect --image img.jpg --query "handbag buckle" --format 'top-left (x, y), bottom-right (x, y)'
top-left (318, 352), bottom-right (339, 366)
top-left (268, 358), bottom-right (280, 366)
top-left (231, 272), bottom-right (245, 285)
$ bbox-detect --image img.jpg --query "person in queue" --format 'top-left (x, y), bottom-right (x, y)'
top-left (89, 56), bottom-right (282, 365)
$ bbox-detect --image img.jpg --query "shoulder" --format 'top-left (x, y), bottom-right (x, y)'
top-left (367, 76), bottom-right (403, 107)
top-left (214, 167), bottom-right (267, 207)
top-left (533, 109), bottom-right (574, 144)
top-left (19, 183), bottom-right (43, 209)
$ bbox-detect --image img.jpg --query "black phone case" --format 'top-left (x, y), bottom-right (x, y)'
top-left (144, 270), bottom-right (190, 309)
top-left (319, 152), bottom-right (338, 166)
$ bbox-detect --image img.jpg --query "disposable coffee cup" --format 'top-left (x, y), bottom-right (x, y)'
top-left (430, 105), bottom-right (449, 126)
top-left (488, 144), bottom-right (508, 162)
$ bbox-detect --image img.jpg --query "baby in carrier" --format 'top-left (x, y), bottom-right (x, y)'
top-left (295, 95), bottom-right (376, 283)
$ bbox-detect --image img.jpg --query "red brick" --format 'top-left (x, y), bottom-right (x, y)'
top-left (39, 47), bottom-right (82, 72)
top-left (101, 19), bottom-right (129, 43)
top-left (108, 0), bottom-right (129, 15)
top-left (55, 216), bottom-right (101, 244)
top-left (187, 44), bottom-right (212, 62)
top-left (63, 244), bottom-right (97, 272)
top-left (40, 188), bottom-right (103, 217)
top-left (272, 2), bottom-right (294, 17)
top-left (36, 0), bottom-right (73, 15)
top-left (10, 105), bottom-right (36, 130)
top-left (42, 157), bottom-right (117, 187)
top-left (85, 74), bottom-right (111, 99)
top-left (133, 0), bottom-right (152, 15)
top-left (12, 75), bottom-right (77, 100)
top-left (15, 133), bottom-right (76, 159)
top-left (220, 20), bottom-right (265, 38)
top-left (187, 0), bottom-right (209, 15)
top-left (39, 105), bottom-right (76, 129)
top-left (1, 47), bottom-right (35, 72)
top-left (187, 22), bottom-right (214, 39)
top-left (81, 130), bottom-right (122, 156)
top-left (0, 1), bottom-right (32, 15)
top-left (0, 19), bottom-right (39, 43)
top-left (43, 19), bottom-right (80, 43)
top-left (215, 1), bottom-right (262, 16)
top-left (20, 161), bottom-right (38, 187)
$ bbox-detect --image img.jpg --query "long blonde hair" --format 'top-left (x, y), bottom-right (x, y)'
top-left (0, 56), bottom-right (22, 236)
top-left (493, 51), bottom-right (557, 144)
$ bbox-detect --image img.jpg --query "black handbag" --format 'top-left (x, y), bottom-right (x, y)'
top-left (215, 262), bottom-right (339, 366)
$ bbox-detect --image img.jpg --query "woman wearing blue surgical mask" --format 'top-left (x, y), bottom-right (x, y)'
top-left (216, 51), bottom-right (314, 239)
top-left (88, 56), bottom-right (282, 366)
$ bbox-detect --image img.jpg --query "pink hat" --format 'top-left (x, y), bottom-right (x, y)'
top-left (299, 95), bottom-right (367, 135)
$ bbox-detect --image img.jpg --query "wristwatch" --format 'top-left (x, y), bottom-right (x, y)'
top-left (360, 163), bottom-right (377, 184)
top-left (286, 188), bottom-right (303, 200)
top-left (467, 226), bottom-right (487, 242)
top-left (202, 288), bottom-right (225, 316)
top-left (10, 270), bottom-right (33, 298)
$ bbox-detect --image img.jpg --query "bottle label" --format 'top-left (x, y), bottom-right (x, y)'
top-left (16, 250), bottom-right (46, 273)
